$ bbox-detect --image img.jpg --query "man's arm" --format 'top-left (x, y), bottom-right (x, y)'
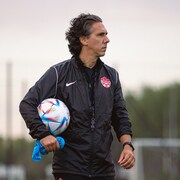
top-left (19, 67), bottom-right (57, 140)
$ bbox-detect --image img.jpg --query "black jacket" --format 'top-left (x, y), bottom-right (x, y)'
top-left (19, 56), bottom-right (132, 177)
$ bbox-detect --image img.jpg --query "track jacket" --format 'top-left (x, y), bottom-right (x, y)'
top-left (19, 56), bottom-right (132, 177)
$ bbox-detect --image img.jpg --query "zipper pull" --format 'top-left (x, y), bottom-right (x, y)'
top-left (91, 118), bottom-right (95, 130)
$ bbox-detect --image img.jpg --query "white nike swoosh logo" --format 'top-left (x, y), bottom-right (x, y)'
top-left (66, 81), bottom-right (77, 87)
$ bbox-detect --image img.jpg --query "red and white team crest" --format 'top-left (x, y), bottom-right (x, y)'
top-left (101, 77), bottom-right (111, 88)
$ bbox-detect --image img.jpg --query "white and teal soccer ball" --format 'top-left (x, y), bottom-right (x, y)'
top-left (37, 98), bottom-right (70, 136)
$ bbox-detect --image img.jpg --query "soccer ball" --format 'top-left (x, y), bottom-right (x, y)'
top-left (37, 98), bottom-right (70, 136)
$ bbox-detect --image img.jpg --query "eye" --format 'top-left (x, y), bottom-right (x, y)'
top-left (97, 32), bottom-right (108, 37)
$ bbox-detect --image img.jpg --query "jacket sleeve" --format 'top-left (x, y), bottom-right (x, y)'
top-left (19, 66), bottom-right (58, 140)
top-left (111, 71), bottom-right (132, 140)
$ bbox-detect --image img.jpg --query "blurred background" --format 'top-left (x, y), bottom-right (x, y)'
top-left (0, 0), bottom-right (180, 179)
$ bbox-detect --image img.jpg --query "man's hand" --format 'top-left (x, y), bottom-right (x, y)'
top-left (118, 145), bottom-right (135, 169)
top-left (40, 135), bottom-right (60, 152)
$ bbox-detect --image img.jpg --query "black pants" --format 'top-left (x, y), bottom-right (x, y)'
top-left (54, 173), bottom-right (114, 180)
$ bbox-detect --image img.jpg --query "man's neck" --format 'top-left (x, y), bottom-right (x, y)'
top-left (79, 53), bottom-right (98, 69)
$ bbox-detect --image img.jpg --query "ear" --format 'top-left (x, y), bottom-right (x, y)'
top-left (80, 36), bottom-right (88, 46)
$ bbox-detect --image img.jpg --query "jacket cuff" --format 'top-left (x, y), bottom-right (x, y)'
top-left (36, 131), bottom-right (52, 140)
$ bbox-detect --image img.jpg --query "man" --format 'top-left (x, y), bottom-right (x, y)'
top-left (19, 13), bottom-right (135, 180)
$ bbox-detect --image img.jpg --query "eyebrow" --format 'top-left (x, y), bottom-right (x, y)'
top-left (97, 32), bottom-right (108, 36)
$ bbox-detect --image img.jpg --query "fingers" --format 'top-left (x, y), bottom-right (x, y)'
top-left (40, 135), bottom-right (60, 152)
top-left (46, 139), bottom-right (60, 152)
top-left (118, 150), bottom-right (135, 169)
top-left (119, 155), bottom-right (135, 169)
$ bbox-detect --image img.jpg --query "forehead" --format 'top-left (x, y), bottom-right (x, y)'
top-left (90, 22), bottom-right (108, 34)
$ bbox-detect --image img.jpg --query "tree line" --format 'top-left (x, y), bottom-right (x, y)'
top-left (126, 83), bottom-right (180, 138)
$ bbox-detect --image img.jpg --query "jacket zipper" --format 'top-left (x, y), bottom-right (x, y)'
top-left (81, 65), bottom-right (96, 176)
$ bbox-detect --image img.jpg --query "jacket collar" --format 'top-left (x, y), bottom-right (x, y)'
top-left (73, 56), bottom-right (104, 72)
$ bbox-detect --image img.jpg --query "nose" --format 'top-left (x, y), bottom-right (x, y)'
top-left (104, 35), bottom-right (110, 43)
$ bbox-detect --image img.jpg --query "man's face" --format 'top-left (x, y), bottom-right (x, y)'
top-left (85, 22), bottom-right (110, 58)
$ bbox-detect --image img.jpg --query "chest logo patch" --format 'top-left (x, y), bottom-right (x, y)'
top-left (101, 77), bottom-right (111, 88)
